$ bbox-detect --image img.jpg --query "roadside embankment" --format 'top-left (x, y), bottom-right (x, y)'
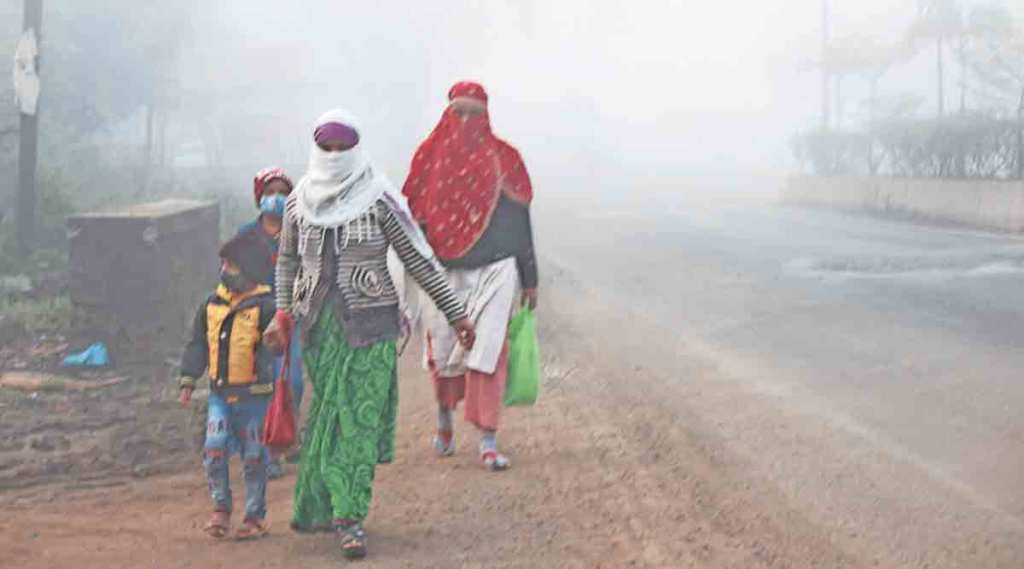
top-left (782, 175), bottom-right (1024, 232)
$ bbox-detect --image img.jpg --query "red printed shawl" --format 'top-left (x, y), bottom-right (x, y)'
top-left (402, 82), bottom-right (532, 261)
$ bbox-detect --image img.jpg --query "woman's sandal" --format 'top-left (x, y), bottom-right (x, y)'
top-left (234, 517), bottom-right (270, 540)
top-left (432, 432), bottom-right (455, 457)
top-left (335, 521), bottom-right (368, 560)
top-left (203, 511), bottom-right (231, 540)
top-left (481, 450), bottom-right (511, 472)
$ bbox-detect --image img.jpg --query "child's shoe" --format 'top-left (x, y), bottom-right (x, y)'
top-left (203, 511), bottom-right (231, 539)
top-left (235, 516), bottom-right (270, 540)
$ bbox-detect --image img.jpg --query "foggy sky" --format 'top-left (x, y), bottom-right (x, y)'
top-left (5, 0), bottom-right (1024, 199)
top-left (184, 0), bottom-right (836, 177)
top-left (177, 1), bottom-right (1020, 183)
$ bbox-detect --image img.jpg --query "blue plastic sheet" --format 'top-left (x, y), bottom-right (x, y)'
top-left (62, 342), bottom-right (110, 367)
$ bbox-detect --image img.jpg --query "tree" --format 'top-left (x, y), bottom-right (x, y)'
top-left (910, 0), bottom-right (963, 118)
top-left (960, 3), bottom-right (1024, 176)
top-left (824, 35), bottom-right (905, 126)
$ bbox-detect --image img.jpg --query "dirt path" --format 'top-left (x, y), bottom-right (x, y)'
top-left (1, 274), bottom-right (862, 568)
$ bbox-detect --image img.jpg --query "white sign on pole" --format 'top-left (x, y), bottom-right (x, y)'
top-left (13, 28), bottom-right (40, 116)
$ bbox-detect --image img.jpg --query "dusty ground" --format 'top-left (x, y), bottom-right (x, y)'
top-left (0, 270), bottom-right (862, 568)
top-left (6, 181), bottom-right (1024, 567)
top-left (0, 338), bottom-right (199, 494)
top-left (4, 182), bottom-right (1023, 568)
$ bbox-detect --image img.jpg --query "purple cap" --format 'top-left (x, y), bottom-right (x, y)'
top-left (314, 122), bottom-right (360, 148)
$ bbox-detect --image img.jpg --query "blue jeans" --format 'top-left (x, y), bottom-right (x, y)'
top-left (204, 393), bottom-right (269, 519)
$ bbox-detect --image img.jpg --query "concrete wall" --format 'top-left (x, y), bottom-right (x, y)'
top-left (782, 176), bottom-right (1024, 233)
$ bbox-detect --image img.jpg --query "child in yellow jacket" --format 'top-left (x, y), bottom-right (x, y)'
top-left (178, 231), bottom-right (277, 540)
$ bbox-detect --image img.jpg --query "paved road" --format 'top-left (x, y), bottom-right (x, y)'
top-left (536, 177), bottom-right (1024, 566)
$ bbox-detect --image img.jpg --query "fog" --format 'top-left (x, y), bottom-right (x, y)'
top-left (10, 5), bottom-right (1024, 566)
top-left (180, 0), bottom-right (836, 183)
top-left (4, 0), bottom-right (1021, 202)
top-left (180, 1), bottom-right (1024, 186)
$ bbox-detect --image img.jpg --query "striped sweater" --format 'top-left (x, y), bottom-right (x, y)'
top-left (276, 194), bottom-right (465, 346)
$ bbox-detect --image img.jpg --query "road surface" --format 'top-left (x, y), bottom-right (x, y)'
top-left (536, 175), bottom-right (1024, 567)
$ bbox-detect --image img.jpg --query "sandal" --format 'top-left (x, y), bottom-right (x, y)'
top-left (481, 450), bottom-right (511, 472)
top-left (432, 432), bottom-right (455, 457)
top-left (235, 516), bottom-right (270, 540)
top-left (335, 521), bottom-right (368, 559)
top-left (203, 511), bottom-right (231, 540)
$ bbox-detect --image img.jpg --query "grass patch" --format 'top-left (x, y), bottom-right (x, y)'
top-left (0, 295), bottom-right (73, 334)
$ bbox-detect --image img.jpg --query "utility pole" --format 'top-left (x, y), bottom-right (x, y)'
top-left (16, 0), bottom-right (42, 259)
top-left (1017, 87), bottom-right (1024, 179)
top-left (143, 101), bottom-right (154, 193)
top-left (958, 33), bottom-right (967, 114)
top-left (821, 0), bottom-right (832, 130)
top-left (936, 35), bottom-right (945, 118)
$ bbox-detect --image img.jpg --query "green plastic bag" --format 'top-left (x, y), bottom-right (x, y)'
top-left (504, 308), bottom-right (541, 406)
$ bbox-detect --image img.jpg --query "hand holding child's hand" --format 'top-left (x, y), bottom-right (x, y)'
top-left (453, 318), bottom-right (476, 350)
top-left (263, 310), bottom-right (292, 354)
top-left (263, 322), bottom-right (287, 353)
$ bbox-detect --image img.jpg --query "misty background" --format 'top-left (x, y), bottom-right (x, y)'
top-left (1, 0), bottom-right (1023, 250)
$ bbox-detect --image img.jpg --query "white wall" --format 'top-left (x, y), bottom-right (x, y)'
top-left (782, 176), bottom-right (1024, 232)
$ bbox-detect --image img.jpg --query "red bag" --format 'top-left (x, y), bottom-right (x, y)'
top-left (263, 312), bottom-right (296, 451)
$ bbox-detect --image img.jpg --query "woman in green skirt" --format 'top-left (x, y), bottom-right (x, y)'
top-left (267, 109), bottom-right (475, 559)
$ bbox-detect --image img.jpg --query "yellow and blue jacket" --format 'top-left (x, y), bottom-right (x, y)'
top-left (178, 284), bottom-right (276, 398)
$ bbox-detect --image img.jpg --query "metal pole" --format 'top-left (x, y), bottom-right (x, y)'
top-left (821, 0), bottom-right (831, 130)
top-left (143, 102), bottom-right (154, 193)
top-left (16, 0), bottom-right (42, 259)
top-left (937, 35), bottom-right (945, 118)
top-left (1017, 87), bottom-right (1024, 180)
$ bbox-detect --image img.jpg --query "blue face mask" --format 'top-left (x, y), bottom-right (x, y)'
top-left (259, 193), bottom-right (287, 218)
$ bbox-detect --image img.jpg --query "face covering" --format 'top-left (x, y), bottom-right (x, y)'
top-left (220, 269), bottom-right (253, 293)
top-left (260, 193), bottom-right (287, 218)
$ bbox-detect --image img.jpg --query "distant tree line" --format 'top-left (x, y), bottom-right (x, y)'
top-left (794, 114), bottom-right (1021, 178)
top-left (795, 1), bottom-right (1024, 180)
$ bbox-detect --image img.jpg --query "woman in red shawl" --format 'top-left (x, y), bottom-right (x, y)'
top-left (402, 81), bottom-right (538, 471)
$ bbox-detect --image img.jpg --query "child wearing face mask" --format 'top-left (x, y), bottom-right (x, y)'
top-left (237, 168), bottom-right (305, 478)
top-left (178, 231), bottom-right (278, 540)
top-left (239, 167), bottom-right (293, 283)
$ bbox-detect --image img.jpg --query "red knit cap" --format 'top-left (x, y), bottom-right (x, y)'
top-left (448, 81), bottom-right (488, 104)
top-left (253, 167), bottom-right (293, 208)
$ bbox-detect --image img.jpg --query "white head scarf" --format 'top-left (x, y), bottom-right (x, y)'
top-left (293, 109), bottom-right (436, 261)
top-left (294, 109), bottom-right (385, 227)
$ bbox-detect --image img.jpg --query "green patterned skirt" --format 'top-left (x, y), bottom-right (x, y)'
top-left (292, 303), bottom-right (398, 527)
